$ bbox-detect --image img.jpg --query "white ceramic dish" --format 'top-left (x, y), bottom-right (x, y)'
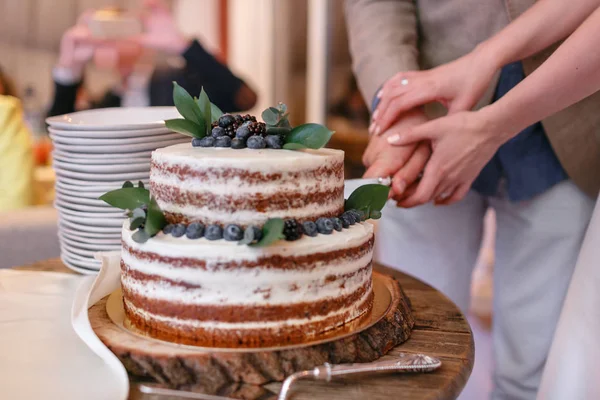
top-left (46, 107), bottom-right (180, 131)
top-left (59, 218), bottom-right (123, 233)
top-left (61, 251), bottom-right (101, 269)
top-left (60, 235), bottom-right (119, 252)
top-left (59, 225), bottom-right (121, 242)
top-left (52, 149), bottom-right (153, 160)
top-left (48, 126), bottom-right (172, 139)
top-left (50, 132), bottom-right (184, 146)
top-left (55, 192), bottom-right (111, 207)
top-left (52, 137), bottom-right (187, 154)
top-left (61, 256), bottom-right (99, 274)
top-left (56, 205), bottom-right (124, 219)
top-left (54, 167), bottom-right (149, 182)
top-left (56, 175), bottom-right (147, 187)
top-left (55, 198), bottom-right (115, 213)
top-left (52, 158), bottom-right (150, 173)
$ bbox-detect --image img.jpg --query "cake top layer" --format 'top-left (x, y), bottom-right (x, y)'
top-left (152, 143), bottom-right (344, 171)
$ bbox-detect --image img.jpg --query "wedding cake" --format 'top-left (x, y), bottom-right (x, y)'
top-left (101, 85), bottom-right (388, 348)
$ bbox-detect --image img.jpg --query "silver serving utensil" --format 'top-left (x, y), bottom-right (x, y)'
top-left (137, 353), bottom-right (441, 400)
top-left (277, 353), bottom-right (441, 400)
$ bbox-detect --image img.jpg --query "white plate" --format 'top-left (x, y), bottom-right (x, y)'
top-left (55, 192), bottom-right (112, 207)
top-left (60, 235), bottom-right (119, 252)
top-left (50, 132), bottom-right (185, 145)
top-left (52, 152), bottom-right (151, 166)
top-left (56, 205), bottom-right (124, 219)
top-left (56, 175), bottom-right (148, 187)
top-left (59, 218), bottom-right (123, 233)
top-left (53, 149), bottom-right (153, 160)
top-left (52, 158), bottom-right (150, 173)
top-left (61, 252), bottom-right (100, 269)
top-left (55, 198), bottom-right (115, 213)
top-left (59, 225), bottom-right (121, 241)
top-left (55, 188), bottom-right (115, 202)
top-left (46, 107), bottom-right (180, 131)
top-left (62, 244), bottom-right (101, 259)
top-left (54, 167), bottom-right (149, 182)
top-left (48, 126), bottom-right (172, 139)
top-left (52, 137), bottom-right (187, 154)
top-left (61, 255), bottom-right (99, 274)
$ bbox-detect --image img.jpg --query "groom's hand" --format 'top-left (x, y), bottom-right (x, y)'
top-left (363, 109), bottom-right (430, 198)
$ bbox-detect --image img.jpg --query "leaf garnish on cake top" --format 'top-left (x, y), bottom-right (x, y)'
top-left (344, 184), bottom-right (390, 220)
top-left (99, 181), bottom-right (167, 244)
top-left (165, 83), bottom-right (222, 139)
top-left (250, 218), bottom-right (285, 247)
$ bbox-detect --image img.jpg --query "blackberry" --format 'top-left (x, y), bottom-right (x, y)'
top-left (247, 122), bottom-right (267, 136)
top-left (234, 114), bottom-right (244, 124)
top-left (241, 114), bottom-right (257, 123)
top-left (218, 114), bottom-right (235, 128)
top-left (283, 219), bottom-right (303, 241)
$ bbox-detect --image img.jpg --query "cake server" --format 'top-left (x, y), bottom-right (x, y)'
top-left (137, 353), bottom-right (441, 400)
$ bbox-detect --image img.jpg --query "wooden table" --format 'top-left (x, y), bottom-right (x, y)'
top-left (16, 259), bottom-right (474, 400)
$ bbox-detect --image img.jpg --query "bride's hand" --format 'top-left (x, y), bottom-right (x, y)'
top-left (387, 108), bottom-right (509, 206)
top-left (370, 48), bottom-right (499, 136)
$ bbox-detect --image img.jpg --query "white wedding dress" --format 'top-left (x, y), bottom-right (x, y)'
top-left (538, 197), bottom-right (600, 400)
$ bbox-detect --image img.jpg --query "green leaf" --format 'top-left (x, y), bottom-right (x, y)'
top-left (144, 196), bottom-right (166, 237)
top-left (99, 187), bottom-right (150, 211)
top-left (172, 82), bottom-right (204, 126)
top-left (122, 181), bottom-right (133, 188)
top-left (282, 142), bottom-right (308, 150)
top-left (130, 216), bottom-right (145, 230)
top-left (369, 210), bottom-right (382, 219)
top-left (165, 118), bottom-right (204, 138)
top-left (238, 226), bottom-right (260, 245)
top-left (197, 87), bottom-right (212, 136)
top-left (344, 184), bottom-right (390, 218)
top-left (284, 123), bottom-right (334, 149)
top-left (277, 103), bottom-right (288, 114)
top-left (262, 108), bottom-right (279, 125)
top-left (210, 102), bottom-right (223, 122)
top-left (132, 229), bottom-right (150, 243)
top-left (250, 218), bottom-right (285, 247)
top-left (266, 126), bottom-right (291, 136)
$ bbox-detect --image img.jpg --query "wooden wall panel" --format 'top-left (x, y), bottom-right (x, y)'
top-left (0, 0), bottom-right (33, 44)
top-left (33, 0), bottom-right (78, 50)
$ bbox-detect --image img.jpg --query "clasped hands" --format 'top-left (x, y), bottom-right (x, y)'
top-left (364, 48), bottom-right (508, 207)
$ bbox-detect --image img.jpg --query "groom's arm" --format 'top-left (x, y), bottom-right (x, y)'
top-left (344, 0), bottom-right (420, 109)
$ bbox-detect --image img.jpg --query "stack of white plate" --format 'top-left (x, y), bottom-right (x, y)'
top-left (47, 107), bottom-right (186, 274)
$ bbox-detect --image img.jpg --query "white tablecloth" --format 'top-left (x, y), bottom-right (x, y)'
top-left (0, 270), bottom-right (124, 400)
top-left (538, 197), bottom-right (600, 400)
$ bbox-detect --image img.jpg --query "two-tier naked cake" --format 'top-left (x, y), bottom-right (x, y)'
top-left (121, 145), bottom-right (375, 347)
top-left (101, 86), bottom-right (387, 348)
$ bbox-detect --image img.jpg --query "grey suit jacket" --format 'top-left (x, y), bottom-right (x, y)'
top-left (345, 0), bottom-right (600, 197)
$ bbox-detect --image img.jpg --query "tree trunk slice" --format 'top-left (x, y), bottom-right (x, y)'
top-left (89, 272), bottom-right (414, 389)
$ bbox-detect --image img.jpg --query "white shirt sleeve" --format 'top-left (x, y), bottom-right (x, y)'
top-left (52, 65), bottom-right (84, 86)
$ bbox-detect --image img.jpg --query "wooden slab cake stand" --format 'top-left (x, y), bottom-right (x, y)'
top-left (88, 271), bottom-right (414, 390)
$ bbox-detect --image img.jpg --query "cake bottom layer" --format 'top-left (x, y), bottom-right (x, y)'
top-left (123, 283), bottom-right (374, 347)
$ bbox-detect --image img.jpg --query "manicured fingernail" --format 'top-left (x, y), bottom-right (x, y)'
top-left (387, 134), bottom-right (401, 144)
top-left (396, 179), bottom-right (406, 194)
top-left (368, 122), bottom-right (375, 135)
top-left (374, 125), bottom-right (381, 136)
top-left (372, 109), bottom-right (379, 120)
top-left (377, 90), bottom-right (383, 99)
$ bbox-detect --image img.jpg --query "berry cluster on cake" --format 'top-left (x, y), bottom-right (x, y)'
top-left (101, 84), bottom-right (390, 348)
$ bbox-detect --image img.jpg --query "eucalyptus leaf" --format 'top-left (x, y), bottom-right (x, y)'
top-left (210, 102), bottom-right (223, 122)
top-left (277, 103), bottom-right (287, 114)
top-left (132, 229), bottom-right (150, 243)
top-left (250, 218), bottom-right (285, 247)
top-left (122, 181), bottom-right (133, 188)
top-left (145, 196), bottom-right (166, 237)
top-left (165, 118), bottom-right (204, 138)
top-left (173, 82), bottom-right (204, 126)
top-left (99, 187), bottom-right (150, 211)
top-left (369, 210), bottom-right (382, 219)
top-left (344, 184), bottom-right (390, 217)
top-left (129, 216), bottom-right (145, 230)
top-left (261, 108), bottom-right (279, 125)
top-left (266, 126), bottom-right (291, 136)
top-left (282, 142), bottom-right (308, 150)
top-left (197, 88), bottom-right (212, 136)
top-left (285, 123), bottom-right (334, 149)
top-left (238, 226), bottom-right (261, 245)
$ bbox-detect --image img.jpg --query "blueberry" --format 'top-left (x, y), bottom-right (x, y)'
top-left (171, 223), bottom-right (187, 237)
top-left (185, 222), bottom-right (205, 239)
top-left (265, 135), bottom-right (283, 149)
top-left (195, 136), bottom-right (215, 147)
top-left (235, 125), bottom-right (251, 141)
top-left (242, 120), bottom-right (253, 127)
top-left (247, 135), bottom-right (266, 149)
top-left (302, 221), bottom-right (318, 237)
top-left (215, 135), bottom-right (232, 147)
top-left (340, 214), bottom-right (353, 228)
top-left (231, 138), bottom-right (246, 149)
top-left (316, 217), bottom-right (334, 234)
top-left (191, 138), bottom-right (203, 147)
top-left (244, 225), bottom-right (263, 243)
top-left (211, 126), bottom-right (225, 138)
top-left (347, 209), bottom-right (363, 223)
top-left (205, 225), bottom-right (223, 240)
top-left (162, 224), bottom-right (174, 234)
top-left (223, 224), bottom-right (243, 241)
top-left (218, 114), bottom-right (235, 128)
top-left (331, 217), bottom-right (343, 232)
